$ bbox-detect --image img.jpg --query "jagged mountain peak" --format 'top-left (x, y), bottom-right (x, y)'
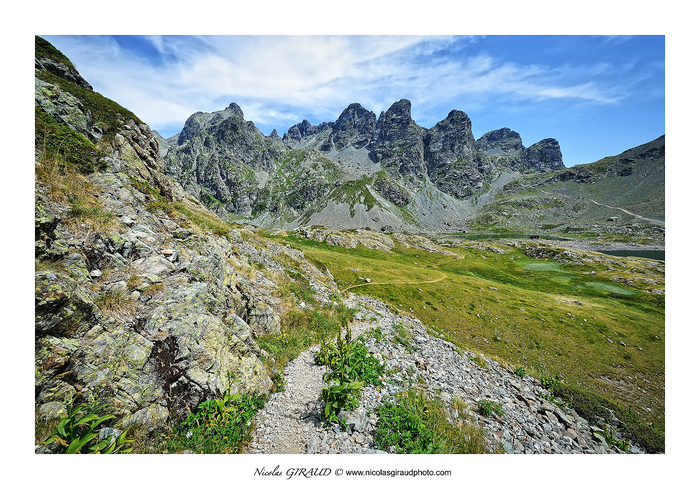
top-left (177, 102), bottom-right (249, 145)
top-left (476, 128), bottom-right (524, 153)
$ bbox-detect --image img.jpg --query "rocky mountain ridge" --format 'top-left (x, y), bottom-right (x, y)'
top-left (163, 98), bottom-right (565, 233)
top-left (163, 96), bottom-right (662, 243)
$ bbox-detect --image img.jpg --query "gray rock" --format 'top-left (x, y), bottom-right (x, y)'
top-left (172, 227), bottom-right (193, 239)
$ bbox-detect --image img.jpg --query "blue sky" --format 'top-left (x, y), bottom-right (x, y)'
top-left (42, 34), bottom-right (664, 166)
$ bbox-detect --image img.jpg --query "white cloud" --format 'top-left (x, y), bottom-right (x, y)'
top-left (44, 35), bottom-right (642, 135)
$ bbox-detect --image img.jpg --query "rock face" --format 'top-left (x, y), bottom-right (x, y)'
top-left (35, 168), bottom-right (281, 431)
top-left (476, 128), bottom-right (524, 154)
top-left (476, 128), bottom-right (565, 173)
top-left (523, 138), bottom-right (565, 172)
top-left (368, 99), bottom-right (427, 190)
top-left (165, 103), bottom-right (288, 217)
top-left (34, 37), bottom-right (333, 434)
top-left (331, 103), bottom-right (377, 150)
top-left (424, 110), bottom-right (482, 198)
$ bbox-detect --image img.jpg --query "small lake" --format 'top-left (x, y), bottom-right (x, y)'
top-left (442, 233), bottom-right (568, 241)
top-left (595, 249), bottom-right (665, 261)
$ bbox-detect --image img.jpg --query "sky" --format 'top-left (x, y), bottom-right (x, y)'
top-left (41, 34), bottom-right (665, 167)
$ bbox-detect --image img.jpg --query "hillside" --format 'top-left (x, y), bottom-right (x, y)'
top-left (34, 37), bottom-right (664, 455)
top-left (469, 136), bottom-right (665, 245)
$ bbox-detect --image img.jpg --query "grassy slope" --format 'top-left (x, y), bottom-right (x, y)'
top-left (276, 234), bottom-right (665, 431)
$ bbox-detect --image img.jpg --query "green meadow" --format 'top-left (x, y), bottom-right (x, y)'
top-left (276, 234), bottom-right (665, 430)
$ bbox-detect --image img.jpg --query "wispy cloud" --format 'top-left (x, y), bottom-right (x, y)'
top-left (43, 35), bottom-right (660, 136)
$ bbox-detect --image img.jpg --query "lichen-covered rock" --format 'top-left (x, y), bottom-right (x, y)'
top-left (35, 78), bottom-right (92, 136)
top-left (34, 40), bottom-right (293, 434)
top-left (35, 271), bottom-right (95, 336)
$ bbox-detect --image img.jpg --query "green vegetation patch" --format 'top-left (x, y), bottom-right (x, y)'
top-left (373, 389), bottom-right (491, 454)
top-left (35, 35), bottom-right (75, 69)
top-left (42, 394), bottom-right (134, 454)
top-left (172, 202), bottom-right (232, 237)
top-left (35, 106), bottom-right (106, 174)
top-left (164, 392), bottom-right (265, 454)
top-left (521, 262), bottom-right (567, 272)
top-left (551, 383), bottom-right (664, 453)
top-left (257, 303), bottom-right (357, 371)
top-left (327, 175), bottom-right (378, 217)
top-left (36, 37), bottom-right (143, 143)
top-left (584, 281), bottom-right (637, 296)
top-left (316, 327), bottom-right (386, 425)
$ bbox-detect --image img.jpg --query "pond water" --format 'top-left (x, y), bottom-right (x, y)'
top-left (595, 250), bottom-right (665, 261)
top-left (443, 233), bottom-right (568, 241)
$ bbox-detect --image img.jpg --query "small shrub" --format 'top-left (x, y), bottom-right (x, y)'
top-left (541, 373), bottom-right (563, 391)
top-left (269, 369), bottom-right (287, 393)
top-left (471, 355), bottom-right (488, 369)
top-left (316, 326), bottom-right (386, 425)
top-left (477, 399), bottom-right (504, 417)
top-left (391, 322), bottom-right (415, 351)
top-left (603, 426), bottom-right (630, 451)
top-left (514, 367), bottom-right (526, 378)
top-left (366, 326), bottom-right (386, 342)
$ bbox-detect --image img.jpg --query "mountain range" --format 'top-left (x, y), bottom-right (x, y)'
top-left (160, 98), bottom-right (663, 241)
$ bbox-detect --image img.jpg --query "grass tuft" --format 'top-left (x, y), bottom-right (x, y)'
top-left (374, 388), bottom-right (492, 454)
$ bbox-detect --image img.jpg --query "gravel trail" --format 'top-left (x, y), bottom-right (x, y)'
top-left (247, 294), bottom-right (647, 454)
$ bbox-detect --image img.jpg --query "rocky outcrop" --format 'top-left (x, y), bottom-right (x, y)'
top-left (152, 131), bottom-right (171, 157)
top-left (282, 103), bottom-right (376, 152)
top-left (424, 110), bottom-right (482, 198)
top-left (34, 163), bottom-right (290, 432)
top-left (176, 103), bottom-right (244, 145)
top-left (34, 37), bottom-right (335, 435)
top-left (165, 104), bottom-right (288, 216)
top-left (523, 138), bottom-right (565, 172)
top-left (368, 99), bottom-right (427, 190)
top-left (476, 128), bottom-right (564, 174)
top-left (34, 52), bottom-right (93, 90)
top-left (330, 103), bottom-right (377, 151)
top-left (283, 119), bottom-right (332, 146)
top-left (372, 171), bottom-right (412, 207)
top-left (476, 128), bottom-right (524, 155)
top-left (35, 45), bottom-right (173, 201)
